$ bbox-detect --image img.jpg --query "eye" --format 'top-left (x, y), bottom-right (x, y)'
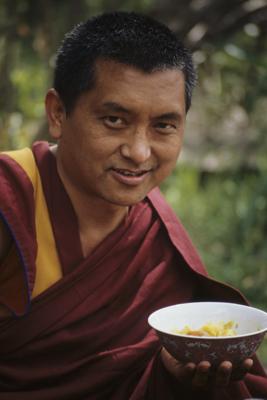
top-left (155, 122), bottom-right (177, 134)
top-left (103, 116), bottom-right (125, 128)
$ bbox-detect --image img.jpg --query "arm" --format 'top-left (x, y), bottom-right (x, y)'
top-left (0, 218), bottom-right (13, 316)
top-left (0, 218), bottom-right (12, 264)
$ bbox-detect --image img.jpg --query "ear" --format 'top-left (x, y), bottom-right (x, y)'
top-left (45, 89), bottom-right (66, 140)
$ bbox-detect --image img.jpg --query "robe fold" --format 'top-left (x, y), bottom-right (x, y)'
top-left (0, 141), bottom-right (266, 399)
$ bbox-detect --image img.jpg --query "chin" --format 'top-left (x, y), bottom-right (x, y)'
top-left (108, 194), bottom-right (147, 207)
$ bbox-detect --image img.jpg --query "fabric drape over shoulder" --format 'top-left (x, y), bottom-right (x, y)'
top-left (0, 141), bottom-right (266, 399)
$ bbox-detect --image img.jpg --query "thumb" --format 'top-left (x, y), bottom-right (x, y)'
top-left (160, 347), bottom-right (196, 381)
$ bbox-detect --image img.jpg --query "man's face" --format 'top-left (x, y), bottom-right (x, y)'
top-left (53, 60), bottom-right (186, 208)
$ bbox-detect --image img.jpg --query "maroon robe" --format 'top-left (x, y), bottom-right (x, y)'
top-left (0, 141), bottom-right (266, 399)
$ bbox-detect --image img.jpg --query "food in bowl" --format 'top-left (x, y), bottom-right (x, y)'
top-left (172, 320), bottom-right (238, 337)
top-left (148, 302), bottom-right (267, 367)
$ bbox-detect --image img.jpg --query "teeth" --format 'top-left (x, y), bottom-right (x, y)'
top-left (122, 171), bottom-right (139, 176)
top-left (117, 169), bottom-right (143, 176)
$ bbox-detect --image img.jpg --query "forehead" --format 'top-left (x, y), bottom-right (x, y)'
top-left (77, 59), bottom-right (186, 115)
top-left (96, 59), bottom-right (184, 93)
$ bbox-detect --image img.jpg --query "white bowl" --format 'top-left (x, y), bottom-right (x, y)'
top-left (148, 302), bottom-right (267, 366)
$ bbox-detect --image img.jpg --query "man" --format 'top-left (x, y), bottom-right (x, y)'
top-left (0, 11), bottom-right (266, 399)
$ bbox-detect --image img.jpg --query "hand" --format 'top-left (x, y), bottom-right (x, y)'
top-left (160, 347), bottom-right (253, 388)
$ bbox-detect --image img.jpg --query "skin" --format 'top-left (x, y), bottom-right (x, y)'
top-left (47, 60), bottom-right (186, 207)
top-left (161, 347), bottom-right (253, 388)
top-left (45, 60), bottom-right (186, 256)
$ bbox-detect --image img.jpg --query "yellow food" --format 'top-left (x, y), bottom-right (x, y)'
top-left (172, 320), bottom-right (238, 337)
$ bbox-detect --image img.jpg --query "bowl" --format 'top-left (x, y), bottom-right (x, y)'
top-left (148, 302), bottom-right (267, 367)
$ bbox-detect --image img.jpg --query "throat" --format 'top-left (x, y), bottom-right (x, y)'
top-left (78, 207), bottom-right (129, 258)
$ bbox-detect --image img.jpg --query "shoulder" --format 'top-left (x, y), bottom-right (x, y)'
top-left (0, 149), bottom-right (33, 266)
top-left (0, 147), bottom-right (39, 315)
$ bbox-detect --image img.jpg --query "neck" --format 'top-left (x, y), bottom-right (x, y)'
top-left (72, 193), bottom-right (129, 236)
top-left (74, 197), bottom-right (128, 258)
top-left (51, 145), bottom-right (128, 257)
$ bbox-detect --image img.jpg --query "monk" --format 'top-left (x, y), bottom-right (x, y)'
top-left (0, 11), bottom-right (266, 399)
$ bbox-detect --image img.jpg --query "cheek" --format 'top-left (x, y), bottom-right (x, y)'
top-left (81, 134), bottom-right (120, 157)
top-left (156, 143), bottom-right (182, 177)
top-left (161, 141), bottom-right (182, 165)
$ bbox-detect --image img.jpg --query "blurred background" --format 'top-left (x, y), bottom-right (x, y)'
top-left (0, 0), bottom-right (267, 365)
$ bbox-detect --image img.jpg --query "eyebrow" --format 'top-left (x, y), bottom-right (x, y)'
top-left (102, 101), bottom-right (183, 121)
top-left (155, 112), bottom-right (182, 122)
top-left (102, 102), bottom-right (131, 114)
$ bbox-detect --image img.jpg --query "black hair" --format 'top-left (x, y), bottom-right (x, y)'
top-left (54, 11), bottom-right (197, 114)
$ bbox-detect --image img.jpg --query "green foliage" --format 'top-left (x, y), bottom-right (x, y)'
top-left (164, 166), bottom-right (267, 308)
top-left (161, 165), bottom-right (267, 364)
top-left (11, 63), bottom-right (48, 118)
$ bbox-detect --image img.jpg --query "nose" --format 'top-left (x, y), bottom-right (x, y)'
top-left (120, 130), bottom-right (151, 164)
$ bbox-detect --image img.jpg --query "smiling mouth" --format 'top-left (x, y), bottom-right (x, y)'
top-left (112, 168), bottom-right (150, 177)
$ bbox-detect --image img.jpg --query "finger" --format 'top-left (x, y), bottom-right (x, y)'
top-left (192, 361), bottom-right (211, 387)
top-left (242, 358), bottom-right (253, 372)
top-left (215, 361), bottom-right (232, 386)
top-left (169, 362), bottom-right (196, 382)
top-left (182, 362), bottom-right (197, 381)
top-left (232, 358), bottom-right (254, 381)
